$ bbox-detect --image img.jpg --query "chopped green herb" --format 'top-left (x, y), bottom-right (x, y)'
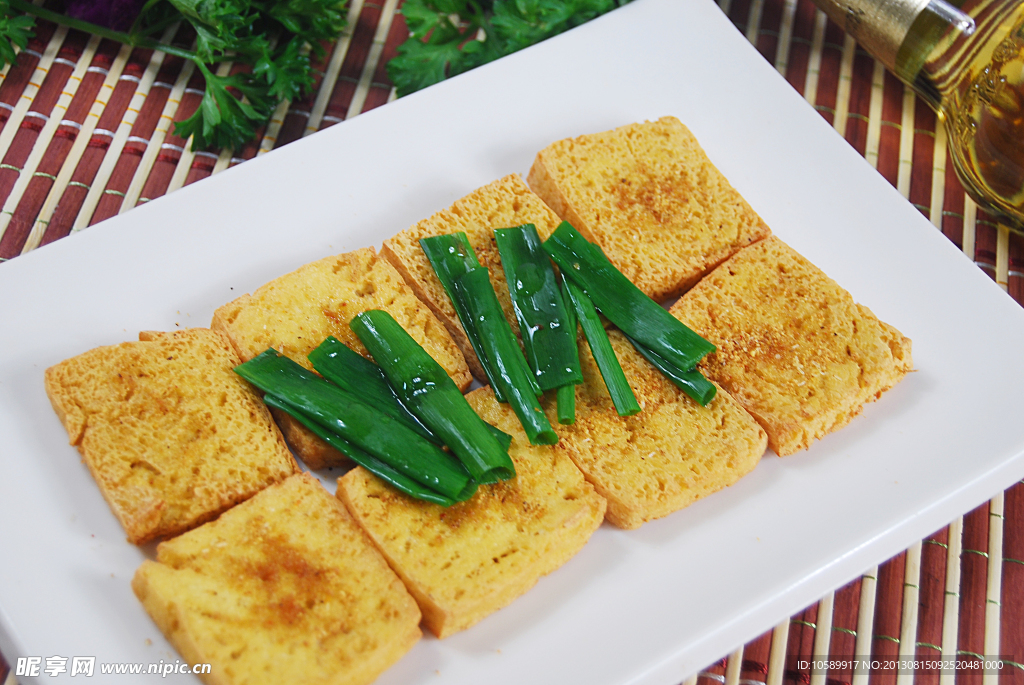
top-left (388, 0), bottom-right (632, 96)
top-left (1, 0), bottom-right (347, 151)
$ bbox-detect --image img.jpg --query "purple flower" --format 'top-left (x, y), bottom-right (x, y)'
top-left (65, 0), bottom-right (147, 32)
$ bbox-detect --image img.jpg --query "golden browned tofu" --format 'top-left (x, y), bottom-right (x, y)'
top-left (558, 331), bottom-right (767, 529)
top-left (381, 174), bottom-right (563, 381)
top-left (44, 328), bottom-right (296, 544)
top-left (528, 116), bottom-right (771, 301)
top-left (670, 236), bottom-right (913, 456)
top-left (132, 473), bottom-right (422, 685)
top-left (337, 387), bottom-right (606, 638)
top-left (212, 246), bottom-right (470, 469)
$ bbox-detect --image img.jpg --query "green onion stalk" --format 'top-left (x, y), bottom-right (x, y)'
top-left (235, 349), bottom-right (477, 505)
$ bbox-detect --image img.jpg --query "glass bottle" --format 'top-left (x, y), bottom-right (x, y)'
top-left (811, 0), bottom-right (1024, 233)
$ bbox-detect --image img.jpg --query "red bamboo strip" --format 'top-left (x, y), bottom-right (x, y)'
top-left (699, 655), bottom-right (729, 685)
top-left (868, 553), bottom-right (905, 685)
top-left (0, 39), bottom-right (120, 258)
top-left (1008, 232), bottom-right (1024, 305)
top-left (754, 0), bottom-right (783, 65)
top-left (957, 503), bottom-right (990, 684)
top-left (785, 604), bottom-right (819, 685)
top-left (269, 101), bottom-right (309, 150)
top-left (182, 150), bottom-right (216, 186)
top-left (844, 49), bottom-right (873, 154)
top-left (319, 0), bottom-right (385, 129)
top-left (37, 51), bottom-right (150, 241)
top-left (359, 3), bottom-right (407, 113)
top-left (1000, 482), bottom-right (1024, 677)
top-left (782, 0), bottom-right (817, 94)
top-left (909, 99), bottom-right (937, 217)
top-left (826, 580), bottom-right (862, 685)
top-left (720, 0), bottom-right (742, 30)
top-left (0, 30), bottom-right (80, 209)
top-left (913, 527), bottom-right (949, 685)
top-left (875, 71), bottom-right (904, 186)
top-left (129, 67), bottom-right (205, 206)
top-left (974, 208), bottom-right (999, 282)
top-left (742, 630), bottom-right (774, 684)
top-left (727, 0), bottom-right (754, 35)
top-left (87, 54), bottom-right (186, 224)
top-left (0, 20), bottom-right (57, 130)
top-left (812, 19), bottom-right (845, 126)
top-left (940, 148), bottom-right (966, 248)
top-left (147, 58), bottom-right (252, 193)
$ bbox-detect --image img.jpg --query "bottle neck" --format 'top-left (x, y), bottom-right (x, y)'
top-left (900, 0), bottom-right (1023, 109)
top-left (811, 0), bottom-right (983, 107)
top-left (813, 0), bottom-right (934, 71)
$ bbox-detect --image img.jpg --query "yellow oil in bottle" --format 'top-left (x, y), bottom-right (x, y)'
top-left (899, 0), bottom-right (1024, 230)
top-left (946, 17), bottom-right (1024, 221)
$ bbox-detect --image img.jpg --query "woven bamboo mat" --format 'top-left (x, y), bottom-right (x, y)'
top-left (1, 0), bottom-right (1023, 682)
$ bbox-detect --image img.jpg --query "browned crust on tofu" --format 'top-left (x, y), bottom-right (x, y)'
top-left (527, 116), bottom-right (771, 301)
top-left (268, 409), bottom-right (343, 472)
top-left (211, 246), bottom-right (470, 469)
top-left (380, 174), bottom-right (563, 381)
top-left (557, 331), bottom-right (767, 529)
top-left (44, 328), bottom-right (296, 544)
top-left (337, 387), bottom-right (606, 638)
top-left (132, 473), bottom-right (421, 685)
top-left (669, 236), bottom-right (913, 456)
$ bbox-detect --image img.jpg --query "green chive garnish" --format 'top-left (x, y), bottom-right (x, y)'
top-left (235, 350), bottom-right (476, 502)
top-left (263, 394), bottom-right (464, 506)
top-left (626, 335), bottom-right (717, 406)
top-left (556, 271), bottom-right (579, 424)
top-left (494, 224), bottom-right (583, 391)
top-left (452, 267), bottom-right (558, 445)
top-left (419, 232), bottom-right (506, 402)
top-left (542, 221), bottom-right (716, 372)
top-left (309, 336), bottom-right (440, 445)
top-left (563, 277), bottom-right (641, 417)
top-left (350, 310), bottom-right (517, 483)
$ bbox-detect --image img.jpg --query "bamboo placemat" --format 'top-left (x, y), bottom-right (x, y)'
top-left (1, 0), bottom-right (1023, 682)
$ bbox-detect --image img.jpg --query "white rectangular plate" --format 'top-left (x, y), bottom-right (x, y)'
top-left (3, 0), bottom-right (1024, 682)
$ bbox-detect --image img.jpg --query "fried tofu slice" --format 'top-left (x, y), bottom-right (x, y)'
top-left (337, 387), bottom-right (606, 638)
top-left (380, 174), bottom-right (563, 381)
top-left (670, 236), bottom-right (913, 456)
top-left (44, 328), bottom-right (296, 544)
top-left (212, 246), bottom-right (470, 469)
top-left (559, 331), bottom-right (767, 529)
top-left (527, 116), bottom-right (770, 301)
top-left (133, 473), bottom-right (421, 685)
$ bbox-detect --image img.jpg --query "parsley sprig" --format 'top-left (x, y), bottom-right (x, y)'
top-left (0, 0), bottom-right (346, 151)
top-left (388, 0), bottom-right (631, 97)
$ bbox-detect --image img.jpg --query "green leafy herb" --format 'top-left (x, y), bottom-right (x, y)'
top-left (0, 0), bottom-right (33, 68)
top-left (388, 0), bottom-right (632, 97)
top-left (1, 0), bottom-right (347, 151)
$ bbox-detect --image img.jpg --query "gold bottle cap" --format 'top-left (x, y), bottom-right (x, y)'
top-left (814, 0), bottom-right (931, 69)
